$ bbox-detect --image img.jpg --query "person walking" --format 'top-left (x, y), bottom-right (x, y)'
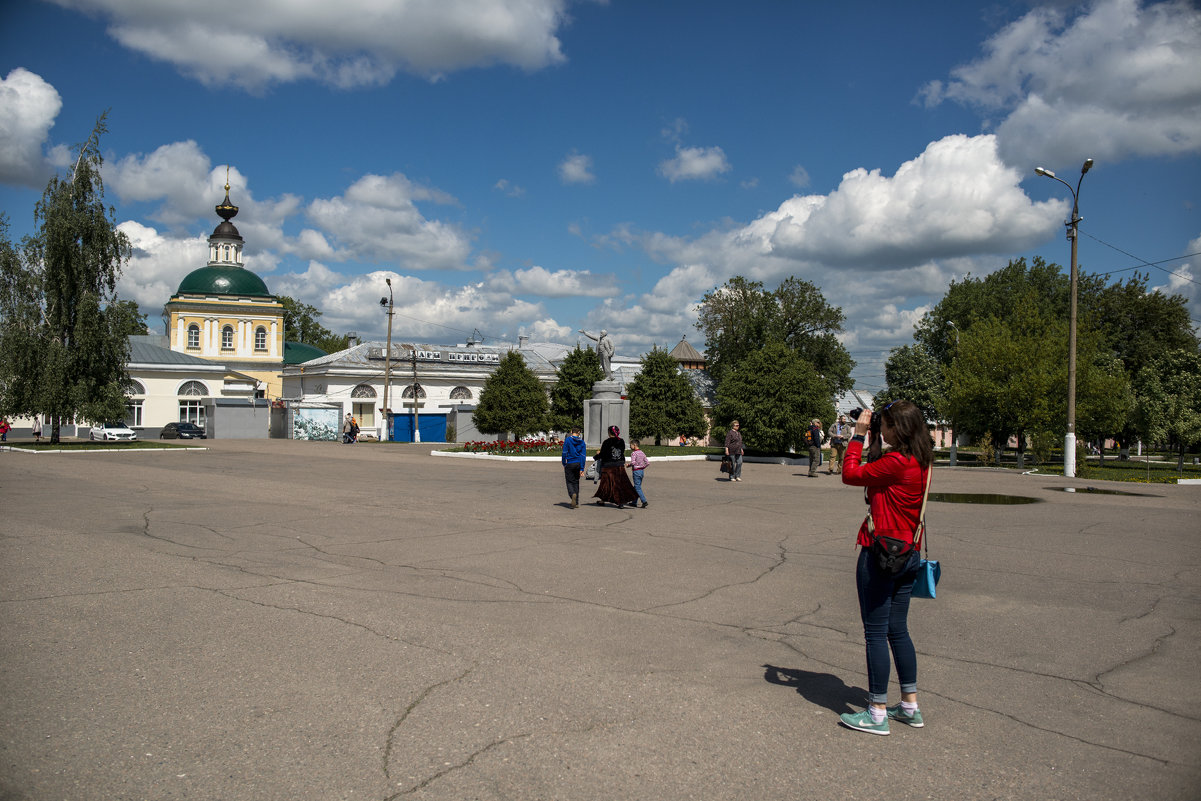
top-left (561, 426), bottom-right (587, 508)
top-left (627, 440), bottom-right (650, 508)
top-left (32, 416), bottom-right (42, 443)
top-left (838, 400), bottom-right (933, 735)
top-left (593, 426), bottom-right (639, 508)
top-left (342, 414), bottom-right (355, 444)
top-left (827, 415), bottom-right (851, 474)
top-left (0, 419), bottom-right (9, 442)
top-left (806, 419), bottom-right (823, 477)
top-left (724, 420), bottom-right (744, 481)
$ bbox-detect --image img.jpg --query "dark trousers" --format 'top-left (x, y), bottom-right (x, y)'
top-left (564, 463), bottom-right (582, 499)
top-left (856, 547), bottom-right (920, 704)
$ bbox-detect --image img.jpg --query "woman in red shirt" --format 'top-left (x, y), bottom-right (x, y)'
top-left (838, 400), bottom-right (933, 735)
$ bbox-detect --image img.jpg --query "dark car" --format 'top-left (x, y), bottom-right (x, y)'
top-left (160, 422), bottom-right (207, 439)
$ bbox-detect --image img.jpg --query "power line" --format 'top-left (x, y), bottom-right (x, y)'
top-left (1080, 232), bottom-right (1200, 286)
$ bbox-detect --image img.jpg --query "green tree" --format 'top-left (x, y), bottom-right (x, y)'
top-left (473, 351), bottom-right (549, 439)
top-left (0, 116), bottom-right (133, 443)
top-left (714, 341), bottom-right (833, 452)
top-left (548, 345), bottom-right (603, 432)
top-left (1134, 349), bottom-right (1201, 471)
top-left (278, 295), bottom-right (349, 354)
top-left (696, 275), bottom-right (853, 393)
top-left (880, 344), bottom-right (944, 421)
top-left (627, 347), bottom-right (708, 446)
top-left (110, 298), bottom-right (149, 336)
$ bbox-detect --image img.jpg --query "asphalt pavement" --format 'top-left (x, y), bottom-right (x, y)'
top-left (1, 440), bottom-right (1198, 800)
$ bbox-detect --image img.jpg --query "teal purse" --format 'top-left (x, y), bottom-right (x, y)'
top-left (910, 469), bottom-right (941, 600)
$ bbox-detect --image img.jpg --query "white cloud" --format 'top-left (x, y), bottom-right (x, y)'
top-left (487, 265), bottom-right (617, 298)
top-left (116, 220), bottom-right (206, 311)
top-left (0, 68), bottom-right (62, 187)
top-left (558, 152), bottom-right (595, 184)
top-left (788, 165), bottom-right (810, 189)
top-left (306, 173), bottom-right (472, 269)
top-left (765, 134), bottom-right (1063, 268)
top-left (658, 145), bottom-right (731, 183)
top-left (49, 0), bottom-right (572, 90)
top-left (922, 0), bottom-right (1201, 168)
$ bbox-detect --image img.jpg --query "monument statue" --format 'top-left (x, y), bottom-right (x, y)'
top-left (579, 329), bottom-right (615, 381)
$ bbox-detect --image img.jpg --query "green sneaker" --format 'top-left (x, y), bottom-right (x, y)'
top-left (839, 709), bottom-right (890, 735)
top-left (886, 704), bottom-right (924, 728)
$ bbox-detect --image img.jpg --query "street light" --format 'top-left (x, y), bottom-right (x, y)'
top-left (947, 321), bottom-right (959, 467)
top-left (380, 278), bottom-right (394, 441)
top-left (1034, 158), bottom-right (1094, 478)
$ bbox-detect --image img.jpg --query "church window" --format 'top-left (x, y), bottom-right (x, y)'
top-left (449, 386), bottom-right (472, 400)
top-left (221, 325), bottom-right (234, 350)
top-left (254, 326), bottom-right (267, 351)
top-left (401, 384), bottom-right (427, 399)
top-left (187, 324), bottom-right (200, 349)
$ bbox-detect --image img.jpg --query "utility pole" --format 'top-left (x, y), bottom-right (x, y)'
top-left (411, 349), bottom-right (421, 443)
top-left (380, 279), bottom-right (394, 441)
top-left (1035, 158), bottom-right (1093, 478)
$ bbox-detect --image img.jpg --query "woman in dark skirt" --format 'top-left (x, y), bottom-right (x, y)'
top-left (594, 425), bottom-right (640, 508)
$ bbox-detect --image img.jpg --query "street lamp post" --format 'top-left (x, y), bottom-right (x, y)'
top-left (1034, 158), bottom-right (1094, 478)
top-left (411, 349), bottom-right (421, 443)
top-left (380, 279), bottom-right (394, 441)
top-left (947, 321), bottom-right (959, 467)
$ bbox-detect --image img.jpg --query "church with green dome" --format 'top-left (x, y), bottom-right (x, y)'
top-left (162, 181), bottom-right (289, 401)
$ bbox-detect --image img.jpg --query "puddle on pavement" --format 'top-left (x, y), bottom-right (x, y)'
top-left (1046, 486), bottom-right (1160, 497)
top-left (929, 492), bottom-right (1043, 505)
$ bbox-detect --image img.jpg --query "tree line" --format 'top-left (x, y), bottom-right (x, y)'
top-left (879, 257), bottom-right (1200, 468)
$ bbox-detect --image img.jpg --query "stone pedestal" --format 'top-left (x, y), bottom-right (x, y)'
top-left (584, 380), bottom-right (629, 448)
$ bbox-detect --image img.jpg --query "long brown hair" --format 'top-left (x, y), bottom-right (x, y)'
top-left (881, 400), bottom-right (934, 469)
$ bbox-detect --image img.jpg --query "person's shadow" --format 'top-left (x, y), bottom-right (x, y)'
top-left (762, 664), bottom-right (863, 714)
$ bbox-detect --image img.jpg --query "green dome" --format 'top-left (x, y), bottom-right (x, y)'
top-left (177, 265), bottom-right (271, 297)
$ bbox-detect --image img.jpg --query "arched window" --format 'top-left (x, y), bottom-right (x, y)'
top-left (254, 326), bottom-right (267, 351)
top-left (221, 325), bottom-right (234, 350)
top-left (449, 386), bottom-right (472, 400)
top-left (178, 380), bottom-right (208, 427)
top-left (351, 384), bottom-right (377, 398)
top-left (179, 380), bottom-right (208, 397)
top-left (401, 384), bottom-right (427, 399)
top-left (187, 324), bottom-right (200, 349)
top-left (128, 379), bottom-right (147, 395)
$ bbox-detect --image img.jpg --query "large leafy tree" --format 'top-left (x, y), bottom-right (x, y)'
top-left (0, 116), bottom-right (133, 443)
top-left (714, 341), bottom-right (833, 452)
top-left (627, 347), bottom-right (708, 445)
top-left (696, 275), bottom-right (853, 393)
top-left (548, 345), bottom-right (603, 432)
top-left (473, 351), bottom-right (548, 439)
top-left (880, 344), bottom-right (944, 421)
top-left (278, 295), bottom-right (349, 354)
top-left (1134, 349), bottom-right (1201, 471)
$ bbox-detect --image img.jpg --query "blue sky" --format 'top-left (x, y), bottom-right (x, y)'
top-left (1, 0), bottom-right (1198, 392)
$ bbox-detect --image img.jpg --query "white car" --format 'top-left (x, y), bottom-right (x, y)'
top-left (90, 422), bottom-right (138, 442)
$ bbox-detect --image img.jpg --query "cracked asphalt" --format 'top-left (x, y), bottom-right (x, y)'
top-left (1, 440), bottom-right (1198, 800)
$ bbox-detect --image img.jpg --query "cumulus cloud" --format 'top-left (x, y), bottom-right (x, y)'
top-left (921, 0), bottom-right (1201, 168)
top-left (765, 134), bottom-right (1063, 268)
top-left (558, 152), bottom-right (595, 184)
top-left (658, 145), bottom-right (731, 183)
top-left (47, 0), bottom-right (572, 90)
top-left (486, 265), bottom-right (617, 297)
top-left (0, 68), bottom-right (62, 187)
top-left (116, 220), bottom-right (207, 310)
top-left (306, 173), bottom-right (472, 269)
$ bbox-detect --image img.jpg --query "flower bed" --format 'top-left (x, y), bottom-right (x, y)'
top-left (462, 439), bottom-right (557, 455)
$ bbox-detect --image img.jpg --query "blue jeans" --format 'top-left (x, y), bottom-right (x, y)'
top-left (856, 547), bottom-right (919, 704)
top-left (632, 469), bottom-right (646, 503)
top-left (730, 453), bottom-right (743, 479)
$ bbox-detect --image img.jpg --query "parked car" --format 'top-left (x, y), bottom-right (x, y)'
top-left (160, 422), bottom-right (207, 440)
top-left (90, 422), bottom-right (137, 442)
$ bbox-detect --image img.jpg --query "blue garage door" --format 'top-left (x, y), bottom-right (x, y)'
top-left (390, 413), bottom-right (445, 443)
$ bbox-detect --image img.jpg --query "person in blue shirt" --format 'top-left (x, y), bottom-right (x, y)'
top-left (561, 426), bottom-right (587, 508)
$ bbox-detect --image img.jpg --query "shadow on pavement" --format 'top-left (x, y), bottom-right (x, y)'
top-left (762, 664), bottom-right (863, 715)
